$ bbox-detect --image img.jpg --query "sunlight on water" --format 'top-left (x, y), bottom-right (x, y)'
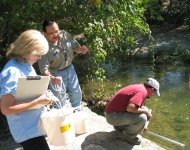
top-left (83, 62), bottom-right (190, 150)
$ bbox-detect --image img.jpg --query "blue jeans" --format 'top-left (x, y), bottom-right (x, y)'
top-left (105, 111), bottom-right (147, 138)
top-left (49, 64), bottom-right (82, 109)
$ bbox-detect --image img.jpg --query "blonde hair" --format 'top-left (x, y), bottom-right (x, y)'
top-left (6, 30), bottom-right (49, 61)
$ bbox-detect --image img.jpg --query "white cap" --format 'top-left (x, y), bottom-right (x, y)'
top-left (146, 78), bottom-right (160, 96)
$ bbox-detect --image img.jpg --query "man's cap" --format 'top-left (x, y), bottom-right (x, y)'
top-left (146, 78), bottom-right (160, 96)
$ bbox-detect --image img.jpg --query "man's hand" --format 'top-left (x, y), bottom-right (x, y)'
top-left (51, 76), bottom-right (62, 85)
top-left (142, 106), bottom-right (152, 120)
top-left (143, 109), bottom-right (152, 132)
top-left (126, 103), bottom-right (152, 120)
top-left (76, 45), bottom-right (89, 54)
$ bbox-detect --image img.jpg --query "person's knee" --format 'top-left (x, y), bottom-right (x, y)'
top-left (139, 113), bottom-right (147, 124)
top-left (104, 112), bottom-right (115, 125)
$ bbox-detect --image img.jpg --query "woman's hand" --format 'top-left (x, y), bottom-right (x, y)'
top-left (0, 92), bottom-right (54, 115)
top-left (35, 91), bottom-right (54, 105)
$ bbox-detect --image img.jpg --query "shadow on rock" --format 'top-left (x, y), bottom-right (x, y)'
top-left (81, 131), bottom-right (134, 150)
top-left (0, 136), bottom-right (23, 150)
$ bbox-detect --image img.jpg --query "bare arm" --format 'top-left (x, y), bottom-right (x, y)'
top-left (42, 69), bottom-right (62, 85)
top-left (75, 46), bottom-right (89, 54)
top-left (42, 69), bottom-right (51, 76)
top-left (126, 103), bottom-right (152, 119)
top-left (0, 92), bottom-right (53, 115)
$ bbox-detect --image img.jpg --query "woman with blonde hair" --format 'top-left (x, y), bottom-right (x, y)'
top-left (0, 30), bottom-right (53, 150)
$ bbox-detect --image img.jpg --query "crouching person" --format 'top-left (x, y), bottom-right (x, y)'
top-left (104, 78), bottom-right (160, 145)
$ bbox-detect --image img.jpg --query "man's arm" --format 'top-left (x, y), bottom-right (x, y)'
top-left (75, 45), bottom-right (89, 54)
top-left (65, 31), bottom-right (89, 54)
top-left (42, 69), bottom-right (51, 76)
top-left (126, 103), bottom-right (152, 119)
top-left (38, 56), bottom-right (62, 84)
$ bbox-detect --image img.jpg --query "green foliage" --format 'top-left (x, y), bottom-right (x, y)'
top-left (146, 0), bottom-right (190, 24)
top-left (1, 0), bottom-right (190, 80)
top-left (0, 0), bottom-right (151, 81)
top-left (150, 44), bottom-right (190, 65)
top-left (81, 0), bottom-right (151, 80)
top-left (145, 0), bottom-right (164, 22)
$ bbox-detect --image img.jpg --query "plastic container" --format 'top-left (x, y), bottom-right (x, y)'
top-left (73, 110), bottom-right (89, 135)
top-left (41, 109), bottom-right (75, 146)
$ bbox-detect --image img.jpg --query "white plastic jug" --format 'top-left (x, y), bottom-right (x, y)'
top-left (73, 110), bottom-right (89, 135)
top-left (41, 109), bottom-right (75, 146)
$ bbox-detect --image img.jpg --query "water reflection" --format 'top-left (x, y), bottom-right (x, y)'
top-left (83, 62), bottom-right (190, 150)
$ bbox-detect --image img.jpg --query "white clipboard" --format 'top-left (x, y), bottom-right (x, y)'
top-left (15, 76), bottom-right (50, 109)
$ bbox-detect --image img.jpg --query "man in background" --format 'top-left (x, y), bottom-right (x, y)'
top-left (38, 20), bottom-right (88, 111)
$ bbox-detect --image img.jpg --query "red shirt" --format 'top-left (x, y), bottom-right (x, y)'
top-left (105, 84), bottom-right (147, 112)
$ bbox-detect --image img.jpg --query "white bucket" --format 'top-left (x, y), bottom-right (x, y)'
top-left (73, 110), bottom-right (89, 135)
top-left (41, 109), bottom-right (75, 146)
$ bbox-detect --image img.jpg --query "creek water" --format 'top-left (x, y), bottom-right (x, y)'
top-left (83, 62), bottom-right (190, 150)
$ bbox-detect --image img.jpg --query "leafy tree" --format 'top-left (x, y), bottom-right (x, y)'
top-left (75, 0), bottom-right (152, 80)
top-left (0, 0), bottom-right (152, 80)
top-left (145, 0), bottom-right (190, 25)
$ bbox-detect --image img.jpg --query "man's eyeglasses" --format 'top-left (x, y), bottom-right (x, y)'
top-left (46, 30), bottom-right (60, 36)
